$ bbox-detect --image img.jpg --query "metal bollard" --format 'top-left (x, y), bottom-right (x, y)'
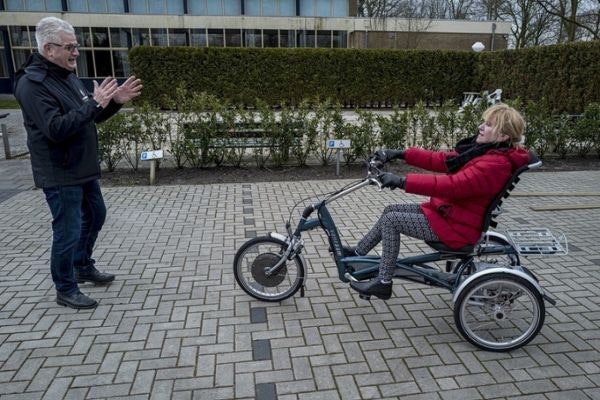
top-left (1, 123), bottom-right (10, 159)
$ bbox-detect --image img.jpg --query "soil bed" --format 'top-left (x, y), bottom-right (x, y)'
top-left (100, 156), bottom-right (600, 187)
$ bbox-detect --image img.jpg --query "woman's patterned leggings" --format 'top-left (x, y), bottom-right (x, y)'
top-left (355, 204), bottom-right (438, 281)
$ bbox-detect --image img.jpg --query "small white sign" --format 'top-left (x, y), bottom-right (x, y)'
top-left (140, 150), bottom-right (163, 161)
top-left (327, 139), bottom-right (351, 149)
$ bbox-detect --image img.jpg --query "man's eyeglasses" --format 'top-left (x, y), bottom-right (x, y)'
top-left (49, 42), bottom-right (81, 52)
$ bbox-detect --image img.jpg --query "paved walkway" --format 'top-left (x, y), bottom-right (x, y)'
top-left (1, 154), bottom-right (600, 399)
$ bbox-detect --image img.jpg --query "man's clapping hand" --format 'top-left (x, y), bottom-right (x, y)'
top-left (113, 76), bottom-right (143, 105)
top-left (92, 77), bottom-right (118, 109)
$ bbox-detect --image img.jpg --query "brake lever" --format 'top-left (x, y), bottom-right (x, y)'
top-left (368, 177), bottom-right (383, 191)
top-left (366, 158), bottom-right (384, 191)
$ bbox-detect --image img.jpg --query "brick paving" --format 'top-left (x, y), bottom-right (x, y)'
top-left (1, 153), bottom-right (599, 399)
top-left (2, 107), bottom-right (600, 399)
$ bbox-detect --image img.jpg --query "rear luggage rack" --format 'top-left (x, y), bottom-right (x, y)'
top-left (506, 228), bottom-right (568, 255)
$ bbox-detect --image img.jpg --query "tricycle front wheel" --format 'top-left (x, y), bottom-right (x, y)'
top-left (234, 236), bottom-right (305, 302)
top-left (454, 272), bottom-right (545, 352)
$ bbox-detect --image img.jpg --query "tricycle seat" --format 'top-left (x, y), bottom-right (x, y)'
top-left (425, 241), bottom-right (474, 254)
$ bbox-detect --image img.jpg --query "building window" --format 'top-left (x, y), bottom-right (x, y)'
top-left (108, 0), bottom-right (125, 12)
top-left (187, 0), bottom-right (207, 15)
top-left (169, 29), bottom-right (189, 46)
top-left (129, 0), bottom-right (183, 15)
top-left (280, 30), bottom-right (294, 48)
top-left (76, 50), bottom-right (94, 77)
top-left (187, 0), bottom-right (241, 15)
top-left (112, 50), bottom-right (129, 77)
top-left (76, 27), bottom-right (92, 48)
top-left (280, 0), bottom-right (295, 15)
top-left (316, 30), bottom-right (331, 48)
top-left (332, 30), bottom-right (346, 48)
top-left (110, 28), bottom-right (131, 48)
top-left (150, 28), bottom-right (168, 46)
top-left (131, 28), bottom-right (151, 46)
top-left (94, 50), bottom-right (113, 76)
top-left (263, 30), bottom-right (278, 47)
top-left (225, 29), bottom-right (241, 47)
top-left (297, 30), bottom-right (315, 47)
top-left (68, 0), bottom-right (88, 12)
top-left (13, 49), bottom-right (32, 71)
top-left (223, 0), bottom-right (241, 15)
top-left (9, 26), bottom-right (33, 47)
top-left (6, 0), bottom-right (62, 11)
top-left (67, 0), bottom-right (125, 13)
top-left (9, 26), bottom-right (36, 70)
top-left (191, 29), bottom-right (207, 47)
top-left (300, 0), bottom-right (347, 17)
top-left (207, 29), bottom-right (224, 47)
top-left (244, 30), bottom-right (261, 48)
top-left (245, 0), bottom-right (295, 16)
top-left (92, 27), bottom-right (110, 47)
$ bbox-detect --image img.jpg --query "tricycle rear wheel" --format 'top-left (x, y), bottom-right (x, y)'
top-left (454, 272), bottom-right (545, 352)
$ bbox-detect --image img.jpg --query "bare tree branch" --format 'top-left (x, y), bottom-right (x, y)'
top-left (535, 0), bottom-right (599, 40)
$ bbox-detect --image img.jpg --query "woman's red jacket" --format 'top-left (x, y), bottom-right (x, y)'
top-left (403, 146), bottom-right (530, 250)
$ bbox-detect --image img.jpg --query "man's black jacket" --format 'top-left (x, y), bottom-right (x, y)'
top-left (14, 53), bottom-right (121, 188)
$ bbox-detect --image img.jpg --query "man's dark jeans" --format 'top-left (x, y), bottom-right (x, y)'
top-left (43, 180), bottom-right (106, 295)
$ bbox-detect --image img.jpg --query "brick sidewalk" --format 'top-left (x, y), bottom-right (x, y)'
top-left (1, 166), bottom-right (599, 399)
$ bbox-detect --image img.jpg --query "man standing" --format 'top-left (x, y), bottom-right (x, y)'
top-left (14, 16), bottom-right (142, 309)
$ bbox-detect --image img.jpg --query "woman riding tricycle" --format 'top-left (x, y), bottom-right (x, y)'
top-left (234, 104), bottom-right (563, 351)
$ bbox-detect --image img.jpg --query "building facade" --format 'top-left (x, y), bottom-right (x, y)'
top-left (0, 0), bottom-right (509, 93)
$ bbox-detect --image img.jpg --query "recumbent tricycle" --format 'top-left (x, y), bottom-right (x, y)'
top-left (233, 152), bottom-right (566, 351)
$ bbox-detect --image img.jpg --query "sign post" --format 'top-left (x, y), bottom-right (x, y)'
top-left (327, 139), bottom-right (351, 176)
top-left (140, 150), bottom-right (163, 185)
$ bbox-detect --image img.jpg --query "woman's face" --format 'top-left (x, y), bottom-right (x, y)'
top-left (476, 117), bottom-right (508, 144)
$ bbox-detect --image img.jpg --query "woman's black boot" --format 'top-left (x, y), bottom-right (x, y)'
top-left (350, 277), bottom-right (392, 300)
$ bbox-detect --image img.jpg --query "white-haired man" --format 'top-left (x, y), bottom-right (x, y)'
top-left (14, 16), bottom-right (142, 309)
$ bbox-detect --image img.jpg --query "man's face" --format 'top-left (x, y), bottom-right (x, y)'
top-left (44, 31), bottom-right (79, 71)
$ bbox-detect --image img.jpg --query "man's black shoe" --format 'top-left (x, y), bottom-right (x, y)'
top-left (350, 277), bottom-right (392, 300)
top-left (75, 266), bottom-right (115, 285)
top-left (56, 291), bottom-right (98, 309)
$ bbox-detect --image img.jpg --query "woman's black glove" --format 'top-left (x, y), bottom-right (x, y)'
top-left (378, 172), bottom-right (406, 190)
top-left (372, 149), bottom-right (405, 164)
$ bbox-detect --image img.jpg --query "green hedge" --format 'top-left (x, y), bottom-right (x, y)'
top-left (129, 47), bottom-right (477, 109)
top-left (129, 41), bottom-right (600, 113)
top-left (477, 41), bottom-right (600, 113)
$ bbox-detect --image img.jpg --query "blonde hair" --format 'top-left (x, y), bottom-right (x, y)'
top-left (482, 104), bottom-right (525, 147)
top-left (35, 17), bottom-right (75, 54)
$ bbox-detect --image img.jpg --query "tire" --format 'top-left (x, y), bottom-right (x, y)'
top-left (476, 235), bottom-right (520, 266)
top-left (233, 236), bottom-right (305, 302)
top-left (454, 272), bottom-right (545, 352)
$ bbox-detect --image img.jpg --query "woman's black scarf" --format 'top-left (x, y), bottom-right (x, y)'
top-left (445, 135), bottom-right (510, 173)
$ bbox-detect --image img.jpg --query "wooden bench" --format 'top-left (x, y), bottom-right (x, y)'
top-left (183, 123), bottom-right (303, 150)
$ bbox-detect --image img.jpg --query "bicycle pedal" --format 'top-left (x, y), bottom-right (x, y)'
top-left (359, 294), bottom-right (371, 301)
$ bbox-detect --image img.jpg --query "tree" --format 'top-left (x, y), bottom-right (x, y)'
top-left (535, 0), bottom-right (600, 41)
top-left (355, 0), bottom-right (599, 47)
top-left (445, 0), bottom-right (478, 18)
top-left (498, 0), bottom-right (558, 47)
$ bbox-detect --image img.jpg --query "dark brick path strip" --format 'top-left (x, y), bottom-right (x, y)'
top-left (513, 217), bottom-right (531, 225)
top-left (252, 339), bottom-right (272, 361)
top-left (250, 307), bottom-right (267, 323)
top-left (255, 383), bottom-right (277, 400)
top-left (0, 189), bottom-right (23, 204)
